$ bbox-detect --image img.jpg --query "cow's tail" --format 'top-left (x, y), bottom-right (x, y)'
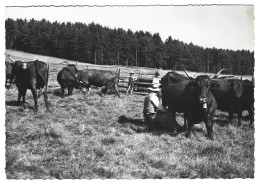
top-left (45, 62), bottom-right (50, 92)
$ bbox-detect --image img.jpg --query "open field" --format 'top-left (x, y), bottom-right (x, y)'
top-left (5, 50), bottom-right (254, 179)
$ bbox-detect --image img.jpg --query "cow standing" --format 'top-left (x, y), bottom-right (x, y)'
top-left (57, 64), bottom-right (83, 98)
top-left (210, 78), bottom-right (254, 126)
top-left (11, 60), bottom-right (50, 112)
top-left (77, 68), bottom-right (121, 97)
top-left (163, 75), bottom-right (217, 140)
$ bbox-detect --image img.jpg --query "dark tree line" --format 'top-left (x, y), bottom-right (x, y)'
top-left (5, 18), bottom-right (254, 75)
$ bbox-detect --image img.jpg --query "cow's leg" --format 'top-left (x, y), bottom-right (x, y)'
top-left (43, 90), bottom-right (50, 111)
top-left (31, 88), bottom-right (38, 112)
top-left (237, 109), bottom-right (242, 126)
top-left (21, 88), bottom-right (27, 103)
top-left (185, 119), bottom-right (193, 139)
top-left (17, 88), bottom-right (22, 105)
top-left (228, 110), bottom-right (234, 125)
top-left (68, 87), bottom-right (71, 96)
top-left (248, 108), bottom-right (254, 127)
top-left (60, 85), bottom-right (65, 98)
top-left (114, 84), bottom-right (120, 98)
top-left (184, 114), bottom-right (188, 130)
top-left (205, 115), bottom-right (214, 140)
top-left (67, 87), bottom-right (72, 96)
top-left (69, 87), bottom-right (74, 95)
top-left (37, 88), bottom-right (43, 99)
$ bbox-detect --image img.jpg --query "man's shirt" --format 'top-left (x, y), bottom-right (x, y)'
top-left (143, 92), bottom-right (160, 115)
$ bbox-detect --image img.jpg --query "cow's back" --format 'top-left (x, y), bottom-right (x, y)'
top-left (165, 80), bottom-right (191, 113)
top-left (211, 79), bottom-right (243, 112)
top-left (79, 69), bottom-right (117, 87)
top-left (57, 67), bottom-right (78, 84)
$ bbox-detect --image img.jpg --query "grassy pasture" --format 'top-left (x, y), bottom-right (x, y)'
top-left (5, 50), bottom-right (254, 179)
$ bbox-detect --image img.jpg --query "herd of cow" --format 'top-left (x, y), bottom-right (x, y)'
top-left (5, 58), bottom-right (254, 140)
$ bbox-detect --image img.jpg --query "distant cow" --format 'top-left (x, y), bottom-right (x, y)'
top-left (5, 61), bottom-right (15, 87)
top-left (77, 68), bottom-right (121, 97)
top-left (11, 60), bottom-right (50, 112)
top-left (210, 78), bottom-right (254, 126)
top-left (57, 64), bottom-right (84, 98)
top-left (163, 75), bottom-right (217, 140)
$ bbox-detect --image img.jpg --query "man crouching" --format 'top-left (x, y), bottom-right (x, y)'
top-left (143, 83), bottom-right (183, 133)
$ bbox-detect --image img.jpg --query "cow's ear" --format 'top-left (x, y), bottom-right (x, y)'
top-left (232, 81), bottom-right (243, 98)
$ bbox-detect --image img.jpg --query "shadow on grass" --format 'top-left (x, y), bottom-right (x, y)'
top-left (118, 115), bottom-right (183, 136)
top-left (5, 100), bottom-right (35, 110)
top-left (5, 100), bottom-right (20, 106)
top-left (51, 88), bottom-right (63, 97)
top-left (213, 115), bottom-right (230, 127)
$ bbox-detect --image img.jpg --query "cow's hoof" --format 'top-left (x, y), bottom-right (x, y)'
top-left (185, 133), bottom-right (191, 139)
top-left (209, 136), bottom-right (214, 140)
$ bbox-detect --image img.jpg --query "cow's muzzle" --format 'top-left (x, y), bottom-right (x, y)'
top-left (199, 97), bottom-right (207, 109)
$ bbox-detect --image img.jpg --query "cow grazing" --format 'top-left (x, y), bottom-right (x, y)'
top-left (210, 78), bottom-right (254, 126)
top-left (77, 68), bottom-right (121, 97)
top-left (57, 64), bottom-right (83, 98)
top-left (11, 60), bottom-right (50, 112)
top-left (5, 61), bottom-right (15, 87)
top-left (162, 74), bottom-right (217, 140)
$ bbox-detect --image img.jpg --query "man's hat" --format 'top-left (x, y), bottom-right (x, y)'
top-left (152, 78), bottom-right (160, 85)
top-left (148, 83), bottom-right (160, 92)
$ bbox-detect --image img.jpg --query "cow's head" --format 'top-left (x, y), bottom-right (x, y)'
top-left (74, 79), bottom-right (85, 89)
top-left (5, 61), bottom-right (14, 77)
top-left (11, 61), bottom-right (24, 76)
top-left (194, 75), bottom-right (212, 108)
top-left (67, 64), bottom-right (78, 74)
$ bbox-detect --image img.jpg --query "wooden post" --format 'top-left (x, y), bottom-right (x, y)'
top-left (95, 52), bottom-right (96, 65)
top-left (117, 51), bottom-right (119, 65)
top-left (136, 50), bottom-right (137, 67)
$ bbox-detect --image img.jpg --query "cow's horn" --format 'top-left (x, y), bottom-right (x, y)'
top-left (183, 70), bottom-right (193, 79)
top-left (211, 68), bottom-right (227, 78)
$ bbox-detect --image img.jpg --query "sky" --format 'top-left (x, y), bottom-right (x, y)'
top-left (5, 4), bottom-right (254, 52)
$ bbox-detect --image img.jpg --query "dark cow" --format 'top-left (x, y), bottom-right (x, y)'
top-left (57, 64), bottom-right (83, 98)
top-left (11, 60), bottom-right (50, 112)
top-left (241, 79), bottom-right (254, 126)
top-left (77, 68), bottom-right (121, 97)
top-left (163, 74), bottom-right (217, 140)
top-left (161, 71), bottom-right (189, 108)
top-left (210, 78), bottom-right (254, 126)
top-left (5, 61), bottom-right (15, 87)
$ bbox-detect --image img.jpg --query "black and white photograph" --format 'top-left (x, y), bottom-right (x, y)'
top-left (1, 0), bottom-right (258, 180)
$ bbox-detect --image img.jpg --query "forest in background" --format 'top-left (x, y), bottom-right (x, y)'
top-left (5, 18), bottom-right (254, 75)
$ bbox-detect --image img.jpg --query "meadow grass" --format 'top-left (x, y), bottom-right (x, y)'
top-left (5, 50), bottom-right (254, 179)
